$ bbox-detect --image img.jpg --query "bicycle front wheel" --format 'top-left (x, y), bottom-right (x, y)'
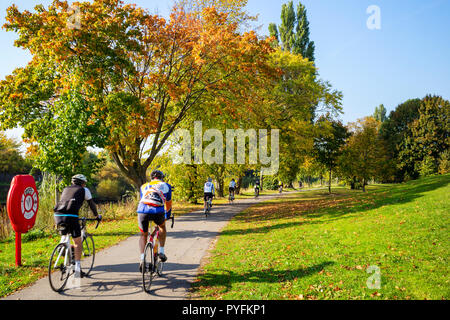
top-left (81, 234), bottom-right (95, 276)
top-left (48, 243), bottom-right (71, 292)
top-left (142, 242), bottom-right (155, 293)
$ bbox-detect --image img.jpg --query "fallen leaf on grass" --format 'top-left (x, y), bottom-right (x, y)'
top-left (371, 291), bottom-right (381, 297)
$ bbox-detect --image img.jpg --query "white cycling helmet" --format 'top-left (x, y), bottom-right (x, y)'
top-left (72, 174), bottom-right (87, 185)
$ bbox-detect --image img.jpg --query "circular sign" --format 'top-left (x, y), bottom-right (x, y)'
top-left (21, 187), bottom-right (38, 220)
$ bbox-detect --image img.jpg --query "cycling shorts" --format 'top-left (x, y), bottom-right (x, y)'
top-left (138, 213), bottom-right (165, 233)
top-left (204, 192), bottom-right (213, 201)
top-left (54, 215), bottom-right (81, 239)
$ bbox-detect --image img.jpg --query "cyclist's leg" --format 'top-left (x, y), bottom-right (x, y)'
top-left (138, 214), bottom-right (150, 256)
top-left (154, 213), bottom-right (167, 261)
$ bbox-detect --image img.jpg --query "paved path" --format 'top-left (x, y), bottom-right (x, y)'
top-left (4, 192), bottom-right (295, 300)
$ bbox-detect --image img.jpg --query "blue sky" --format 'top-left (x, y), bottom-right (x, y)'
top-left (1, 0), bottom-right (450, 141)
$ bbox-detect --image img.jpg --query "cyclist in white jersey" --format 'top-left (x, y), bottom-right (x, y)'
top-left (203, 178), bottom-right (215, 210)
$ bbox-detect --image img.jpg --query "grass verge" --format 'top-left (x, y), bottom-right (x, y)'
top-left (190, 175), bottom-right (449, 300)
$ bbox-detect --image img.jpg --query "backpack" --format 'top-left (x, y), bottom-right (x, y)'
top-left (140, 186), bottom-right (166, 207)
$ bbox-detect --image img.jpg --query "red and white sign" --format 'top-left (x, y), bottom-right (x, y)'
top-left (7, 175), bottom-right (39, 234)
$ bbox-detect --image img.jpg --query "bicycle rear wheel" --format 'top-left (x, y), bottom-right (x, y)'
top-left (81, 234), bottom-right (95, 276)
top-left (142, 242), bottom-right (155, 293)
top-left (48, 243), bottom-right (71, 292)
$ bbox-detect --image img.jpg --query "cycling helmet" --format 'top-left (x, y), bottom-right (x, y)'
top-left (151, 170), bottom-right (165, 180)
top-left (72, 174), bottom-right (87, 185)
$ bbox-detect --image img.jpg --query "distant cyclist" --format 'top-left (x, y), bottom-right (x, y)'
top-left (137, 170), bottom-right (172, 272)
top-left (278, 181), bottom-right (283, 193)
top-left (254, 178), bottom-right (261, 196)
top-left (53, 174), bottom-right (100, 278)
top-left (229, 179), bottom-right (236, 200)
top-left (204, 178), bottom-right (215, 211)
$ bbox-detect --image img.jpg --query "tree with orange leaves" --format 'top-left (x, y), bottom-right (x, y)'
top-left (0, 0), bottom-right (275, 188)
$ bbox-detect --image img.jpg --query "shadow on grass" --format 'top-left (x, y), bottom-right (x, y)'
top-left (222, 175), bottom-right (450, 236)
top-left (191, 261), bottom-right (334, 295)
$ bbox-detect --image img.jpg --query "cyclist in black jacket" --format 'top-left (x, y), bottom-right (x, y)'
top-left (54, 174), bottom-right (100, 277)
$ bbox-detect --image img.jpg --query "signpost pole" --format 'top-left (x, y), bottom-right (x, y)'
top-left (15, 231), bottom-right (22, 267)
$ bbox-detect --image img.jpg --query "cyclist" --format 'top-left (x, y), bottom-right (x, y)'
top-left (278, 181), bottom-right (283, 193)
top-left (204, 178), bottom-right (215, 211)
top-left (229, 179), bottom-right (236, 200)
top-left (137, 170), bottom-right (172, 272)
top-left (254, 178), bottom-right (261, 196)
top-left (53, 174), bottom-right (100, 278)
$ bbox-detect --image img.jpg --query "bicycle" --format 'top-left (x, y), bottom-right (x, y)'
top-left (48, 216), bottom-right (101, 292)
top-left (204, 196), bottom-right (213, 217)
top-left (142, 216), bottom-right (174, 293)
top-left (228, 191), bottom-right (235, 204)
top-left (279, 185), bottom-right (283, 193)
top-left (255, 186), bottom-right (260, 198)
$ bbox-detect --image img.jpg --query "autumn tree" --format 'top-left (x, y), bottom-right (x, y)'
top-left (0, 0), bottom-right (275, 188)
top-left (338, 117), bottom-right (391, 191)
top-left (0, 132), bottom-right (31, 174)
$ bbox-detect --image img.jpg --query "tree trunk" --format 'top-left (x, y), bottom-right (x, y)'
top-left (236, 176), bottom-right (243, 195)
top-left (328, 168), bottom-right (332, 194)
top-left (362, 178), bottom-right (366, 192)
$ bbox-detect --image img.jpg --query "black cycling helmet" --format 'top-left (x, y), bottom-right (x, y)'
top-left (150, 170), bottom-right (165, 180)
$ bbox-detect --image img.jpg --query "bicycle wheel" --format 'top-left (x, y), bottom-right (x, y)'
top-left (48, 243), bottom-right (71, 292)
top-left (81, 234), bottom-right (95, 276)
top-left (142, 242), bottom-right (155, 293)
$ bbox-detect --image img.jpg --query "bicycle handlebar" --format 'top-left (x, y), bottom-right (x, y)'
top-left (80, 215), bottom-right (102, 229)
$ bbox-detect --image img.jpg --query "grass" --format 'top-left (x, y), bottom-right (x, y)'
top-left (0, 187), bottom-right (282, 297)
top-left (0, 216), bottom-right (139, 297)
top-left (190, 174), bottom-right (450, 300)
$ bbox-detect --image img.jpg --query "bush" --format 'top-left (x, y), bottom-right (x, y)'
top-left (438, 150), bottom-right (450, 174)
top-left (97, 179), bottom-right (123, 201)
top-left (417, 156), bottom-right (437, 177)
top-left (263, 175), bottom-right (279, 190)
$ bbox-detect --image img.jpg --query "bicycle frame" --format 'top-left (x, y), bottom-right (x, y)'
top-left (148, 224), bottom-right (160, 254)
top-left (53, 218), bottom-right (98, 270)
top-left (54, 234), bottom-right (72, 270)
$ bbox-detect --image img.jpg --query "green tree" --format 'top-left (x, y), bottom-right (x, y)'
top-left (380, 98), bottom-right (421, 181)
top-left (373, 104), bottom-right (387, 123)
top-left (398, 95), bottom-right (450, 178)
top-left (269, 1), bottom-right (315, 61)
top-left (293, 2), bottom-right (315, 61)
top-left (313, 117), bottom-right (349, 194)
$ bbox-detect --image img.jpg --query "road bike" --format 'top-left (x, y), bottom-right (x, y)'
top-left (254, 186), bottom-right (260, 198)
top-left (48, 216), bottom-right (101, 292)
top-left (142, 216), bottom-right (174, 293)
top-left (228, 190), bottom-right (235, 204)
top-left (204, 196), bottom-right (213, 217)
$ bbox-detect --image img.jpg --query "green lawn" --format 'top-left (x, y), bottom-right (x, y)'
top-left (190, 174), bottom-right (450, 300)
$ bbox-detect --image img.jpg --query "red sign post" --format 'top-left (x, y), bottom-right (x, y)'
top-left (6, 175), bottom-right (39, 266)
